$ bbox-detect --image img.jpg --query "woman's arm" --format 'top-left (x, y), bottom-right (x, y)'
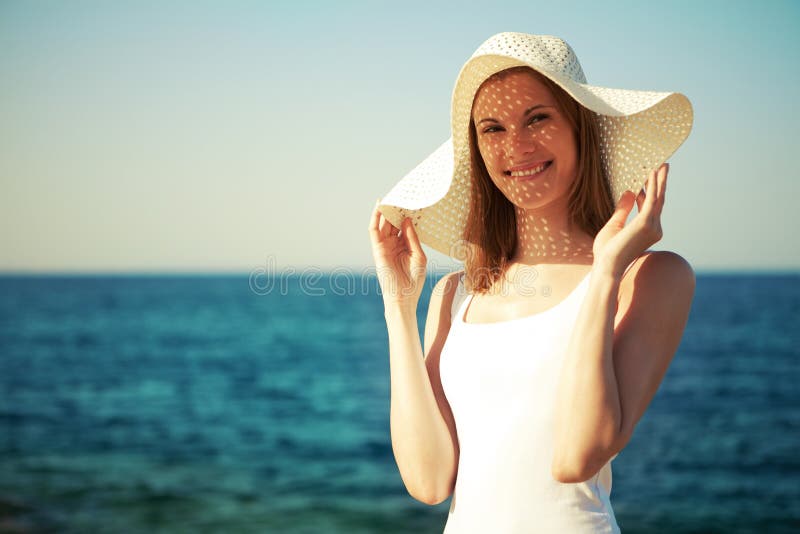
top-left (368, 204), bottom-right (459, 504)
top-left (387, 271), bottom-right (461, 505)
top-left (551, 163), bottom-right (695, 483)
top-left (551, 251), bottom-right (695, 483)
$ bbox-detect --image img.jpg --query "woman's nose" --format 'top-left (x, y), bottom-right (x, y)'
top-left (504, 130), bottom-right (538, 160)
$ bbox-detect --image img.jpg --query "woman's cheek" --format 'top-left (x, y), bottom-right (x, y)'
top-left (486, 140), bottom-right (500, 162)
top-left (479, 143), bottom-right (494, 169)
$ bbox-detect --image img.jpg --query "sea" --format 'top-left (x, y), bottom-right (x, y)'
top-left (0, 272), bottom-right (798, 533)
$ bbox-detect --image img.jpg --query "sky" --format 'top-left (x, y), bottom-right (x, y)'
top-left (1, 0), bottom-right (798, 274)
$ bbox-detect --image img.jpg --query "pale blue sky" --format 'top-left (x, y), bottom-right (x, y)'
top-left (1, 0), bottom-right (798, 273)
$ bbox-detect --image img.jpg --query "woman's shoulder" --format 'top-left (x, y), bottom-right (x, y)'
top-left (624, 250), bottom-right (694, 280)
top-left (422, 270), bottom-right (467, 355)
top-left (428, 269), bottom-right (467, 323)
top-left (430, 269), bottom-right (467, 303)
top-left (619, 250), bottom-right (695, 307)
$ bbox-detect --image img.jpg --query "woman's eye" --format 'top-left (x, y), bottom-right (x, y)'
top-left (527, 114), bottom-right (549, 126)
top-left (482, 114), bottom-right (549, 134)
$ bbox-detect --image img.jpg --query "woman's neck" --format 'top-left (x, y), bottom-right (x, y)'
top-left (510, 197), bottom-right (595, 267)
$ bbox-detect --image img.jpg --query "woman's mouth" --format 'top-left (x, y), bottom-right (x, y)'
top-left (504, 160), bottom-right (552, 181)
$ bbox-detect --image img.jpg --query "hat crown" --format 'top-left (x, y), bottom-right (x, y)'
top-left (471, 32), bottom-right (587, 84)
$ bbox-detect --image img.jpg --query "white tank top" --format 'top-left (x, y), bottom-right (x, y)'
top-left (440, 268), bottom-right (621, 533)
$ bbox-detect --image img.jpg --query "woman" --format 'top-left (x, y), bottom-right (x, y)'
top-left (368, 33), bottom-right (695, 533)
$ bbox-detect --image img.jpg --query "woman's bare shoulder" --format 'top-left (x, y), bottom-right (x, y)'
top-left (435, 268), bottom-right (466, 289)
top-left (625, 251), bottom-right (694, 282)
top-left (430, 269), bottom-right (466, 307)
top-left (618, 251), bottom-right (695, 310)
top-left (423, 269), bottom-right (466, 357)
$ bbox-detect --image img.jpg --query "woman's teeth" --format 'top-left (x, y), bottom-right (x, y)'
top-left (510, 161), bottom-right (551, 177)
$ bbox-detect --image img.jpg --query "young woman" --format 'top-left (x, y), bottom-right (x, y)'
top-left (368, 32), bottom-right (695, 533)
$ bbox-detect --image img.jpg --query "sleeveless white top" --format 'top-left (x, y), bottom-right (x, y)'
top-left (439, 269), bottom-right (621, 533)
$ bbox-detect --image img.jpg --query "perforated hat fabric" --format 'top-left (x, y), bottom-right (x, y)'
top-left (378, 32), bottom-right (694, 260)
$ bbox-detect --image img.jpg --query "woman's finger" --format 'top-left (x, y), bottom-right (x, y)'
top-left (636, 186), bottom-right (645, 213)
top-left (648, 163), bottom-right (666, 216)
top-left (657, 163), bottom-right (668, 210)
top-left (404, 218), bottom-right (425, 259)
top-left (642, 168), bottom-right (657, 213)
top-left (379, 213), bottom-right (394, 238)
top-left (369, 202), bottom-right (382, 242)
top-left (384, 217), bottom-right (401, 239)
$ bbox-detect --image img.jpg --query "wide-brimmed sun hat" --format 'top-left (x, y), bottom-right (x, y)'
top-left (377, 32), bottom-right (693, 260)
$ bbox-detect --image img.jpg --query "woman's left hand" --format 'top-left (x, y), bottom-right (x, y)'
top-left (592, 163), bottom-right (669, 278)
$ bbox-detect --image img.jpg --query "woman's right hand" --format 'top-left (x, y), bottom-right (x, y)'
top-left (368, 200), bottom-right (428, 312)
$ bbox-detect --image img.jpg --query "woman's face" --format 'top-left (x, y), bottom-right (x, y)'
top-left (471, 68), bottom-right (578, 209)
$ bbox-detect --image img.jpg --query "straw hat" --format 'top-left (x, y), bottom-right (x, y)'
top-left (377, 32), bottom-right (693, 260)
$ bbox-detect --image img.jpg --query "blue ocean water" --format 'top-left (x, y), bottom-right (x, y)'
top-left (0, 272), bottom-right (798, 533)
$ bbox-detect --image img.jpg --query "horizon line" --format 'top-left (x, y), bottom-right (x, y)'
top-left (0, 267), bottom-right (798, 277)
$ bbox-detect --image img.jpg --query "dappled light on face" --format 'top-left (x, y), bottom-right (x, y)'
top-left (471, 67), bottom-right (590, 264)
top-left (471, 68), bottom-right (577, 211)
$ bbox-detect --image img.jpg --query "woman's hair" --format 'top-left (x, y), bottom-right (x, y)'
top-left (463, 66), bottom-right (614, 294)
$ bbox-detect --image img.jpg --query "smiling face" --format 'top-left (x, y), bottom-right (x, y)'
top-left (471, 67), bottom-right (579, 209)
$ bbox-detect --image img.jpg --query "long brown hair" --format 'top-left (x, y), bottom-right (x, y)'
top-left (463, 66), bottom-right (614, 294)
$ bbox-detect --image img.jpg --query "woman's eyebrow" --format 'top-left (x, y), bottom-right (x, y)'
top-left (523, 104), bottom-right (554, 115)
top-left (476, 104), bottom-right (554, 124)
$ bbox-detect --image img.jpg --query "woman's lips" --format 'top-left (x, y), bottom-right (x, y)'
top-left (504, 160), bottom-right (553, 181)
